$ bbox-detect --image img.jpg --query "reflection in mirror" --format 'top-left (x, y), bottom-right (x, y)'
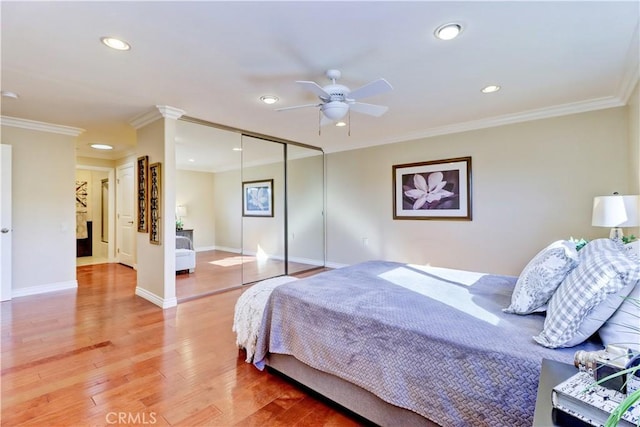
top-left (175, 119), bottom-right (243, 301)
top-left (287, 145), bottom-right (325, 275)
top-left (241, 135), bottom-right (286, 284)
top-left (175, 117), bottom-right (325, 301)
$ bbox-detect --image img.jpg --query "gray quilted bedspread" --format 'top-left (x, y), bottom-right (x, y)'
top-left (253, 260), bottom-right (601, 427)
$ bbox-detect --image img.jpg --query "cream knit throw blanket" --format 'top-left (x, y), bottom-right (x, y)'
top-left (233, 275), bottom-right (298, 362)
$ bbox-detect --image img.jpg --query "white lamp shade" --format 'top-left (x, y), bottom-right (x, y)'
top-left (592, 195), bottom-right (639, 227)
top-left (176, 205), bottom-right (188, 217)
top-left (620, 195), bottom-right (639, 227)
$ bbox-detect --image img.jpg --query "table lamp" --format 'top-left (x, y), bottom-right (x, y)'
top-left (592, 193), bottom-right (639, 240)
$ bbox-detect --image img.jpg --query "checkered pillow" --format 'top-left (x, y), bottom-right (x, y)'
top-left (503, 240), bottom-right (578, 314)
top-left (534, 240), bottom-right (640, 348)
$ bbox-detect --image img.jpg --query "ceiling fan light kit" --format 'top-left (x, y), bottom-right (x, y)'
top-left (277, 69), bottom-right (393, 132)
top-left (321, 101), bottom-right (349, 121)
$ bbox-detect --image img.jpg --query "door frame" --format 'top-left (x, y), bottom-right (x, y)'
top-left (1, 144), bottom-right (12, 301)
top-left (76, 165), bottom-right (116, 262)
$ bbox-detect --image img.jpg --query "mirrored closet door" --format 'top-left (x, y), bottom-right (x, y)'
top-left (241, 136), bottom-right (286, 284)
top-left (175, 120), bottom-right (243, 300)
top-left (175, 118), bottom-right (325, 302)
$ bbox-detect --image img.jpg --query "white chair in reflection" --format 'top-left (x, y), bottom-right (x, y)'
top-left (176, 235), bottom-right (196, 274)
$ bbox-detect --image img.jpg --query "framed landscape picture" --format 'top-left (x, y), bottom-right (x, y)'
top-left (393, 156), bottom-right (472, 220)
top-left (243, 179), bottom-right (274, 217)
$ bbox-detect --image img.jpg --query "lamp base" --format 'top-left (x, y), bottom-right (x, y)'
top-left (609, 227), bottom-right (623, 240)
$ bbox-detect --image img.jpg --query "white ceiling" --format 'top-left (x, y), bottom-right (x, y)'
top-left (1, 1), bottom-right (638, 171)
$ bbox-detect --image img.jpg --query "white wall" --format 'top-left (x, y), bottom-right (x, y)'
top-left (176, 170), bottom-right (215, 250)
top-left (628, 81), bottom-right (639, 194)
top-left (134, 115), bottom-right (178, 308)
top-left (213, 168), bottom-right (242, 252)
top-left (1, 125), bottom-right (77, 295)
top-left (326, 107), bottom-right (634, 275)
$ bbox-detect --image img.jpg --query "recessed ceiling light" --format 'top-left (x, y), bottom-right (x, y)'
top-left (481, 85), bottom-right (501, 94)
top-left (90, 144), bottom-right (113, 150)
top-left (232, 147), bottom-right (243, 151)
top-left (434, 23), bottom-right (462, 41)
top-left (335, 121), bottom-right (347, 127)
top-left (188, 158), bottom-right (195, 162)
top-left (260, 95), bottom-right (279, 105)
top-left (1, 91), bottom-right (19, 99)
top-left (100, 37), bottom-right (131, 51)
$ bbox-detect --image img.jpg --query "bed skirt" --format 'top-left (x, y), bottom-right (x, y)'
top-left (266, 353), bottom-right (439, 427)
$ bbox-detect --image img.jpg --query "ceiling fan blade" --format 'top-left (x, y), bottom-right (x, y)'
top-left (275, 103), bottom-right (321, 112)
top-left (349, 102), bottom-right (389, 117)
top-left (347, 78), bottom-right (393, 101)
top-left (296, 81), bottom-right (330, 100)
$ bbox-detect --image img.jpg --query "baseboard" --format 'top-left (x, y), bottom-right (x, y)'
top-left (325, 261), bottom-right (349, 269)
top-left (195, 245), bottom-right (216, 252)
top-left (135, 287), bottom-right (177, 309)
top-left (12, 280), bottom-right (78, 298)
top-left (213, 246), bottom-right (242, 254)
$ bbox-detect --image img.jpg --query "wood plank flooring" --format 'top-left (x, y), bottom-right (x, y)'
top-left (0, 263), bottom-right (359, 426)
top-left (175, 250), bottom-right (321, 302)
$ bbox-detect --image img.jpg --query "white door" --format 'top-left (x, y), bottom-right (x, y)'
top-left (1, 145), bottom-right (12, 301)
top-left (116, 163), bottom-right (135, 268)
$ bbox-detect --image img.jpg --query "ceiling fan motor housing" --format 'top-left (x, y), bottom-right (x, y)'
top-left (322, 84), bottom-right (350, 102)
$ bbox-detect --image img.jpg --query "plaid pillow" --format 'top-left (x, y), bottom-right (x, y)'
top-left (534, 242), bottom-right (640, 348)
top-left (503, 240), bottom-right (578, 315)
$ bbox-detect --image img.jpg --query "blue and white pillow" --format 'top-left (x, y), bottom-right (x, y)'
top-left (534, 239), bottom-right (640, 348)
top-left (503, 240), bottom-right (579, 315)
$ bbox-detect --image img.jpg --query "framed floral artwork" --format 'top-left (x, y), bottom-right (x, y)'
top-left (243, 179), bottom-right (274, 217)
top-left (393, 156), bottom-right (472, 220)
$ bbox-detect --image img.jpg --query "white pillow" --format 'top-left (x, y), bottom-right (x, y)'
top-left (599, 280), bottom-right (640, 351)
top-left (534, 243), bottom-right (640, 348)
top-left (503, 240), bottom-right (578, 315)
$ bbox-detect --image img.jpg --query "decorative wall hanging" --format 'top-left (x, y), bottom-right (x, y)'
top-left (243, 179), bottom-right (274, 217)
top-left (75, 180), bottom-right (89, 239)
top-left (393, 156), bottom-right (472, 220)
top-left (137, 155), bottom-right (149, 233)
top-left (149, 162), bottom-right (161, 244)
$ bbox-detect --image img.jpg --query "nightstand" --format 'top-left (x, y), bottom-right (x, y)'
top-left (176, 228), bottom-right (193, 243)
top-left (533, 359), bottom-right (591, 427)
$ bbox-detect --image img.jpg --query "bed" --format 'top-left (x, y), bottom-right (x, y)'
top-left (242, 239), bottom-right (639, 426)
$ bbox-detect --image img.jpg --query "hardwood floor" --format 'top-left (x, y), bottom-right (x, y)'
top-left (0, 263), bottom-right (359, 426)
top-left (176, 250), bottom-right (322, 302)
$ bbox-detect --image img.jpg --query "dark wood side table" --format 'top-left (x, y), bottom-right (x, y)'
top-left (533, 359), bottom-right (592, 427)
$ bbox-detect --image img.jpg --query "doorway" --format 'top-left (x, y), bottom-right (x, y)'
top-left (75, 165), bottom-right (116, 266)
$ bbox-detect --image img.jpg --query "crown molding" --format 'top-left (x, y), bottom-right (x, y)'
top-left (324, 96), bottom-right (626, 154)
top-left (129, 105), bottom-right (186, 129)
top-left (0, 116), bottom-right (84, 136)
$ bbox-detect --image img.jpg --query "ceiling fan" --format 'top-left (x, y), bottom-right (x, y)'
top-left (276, 69), bottom-right (393, 126)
